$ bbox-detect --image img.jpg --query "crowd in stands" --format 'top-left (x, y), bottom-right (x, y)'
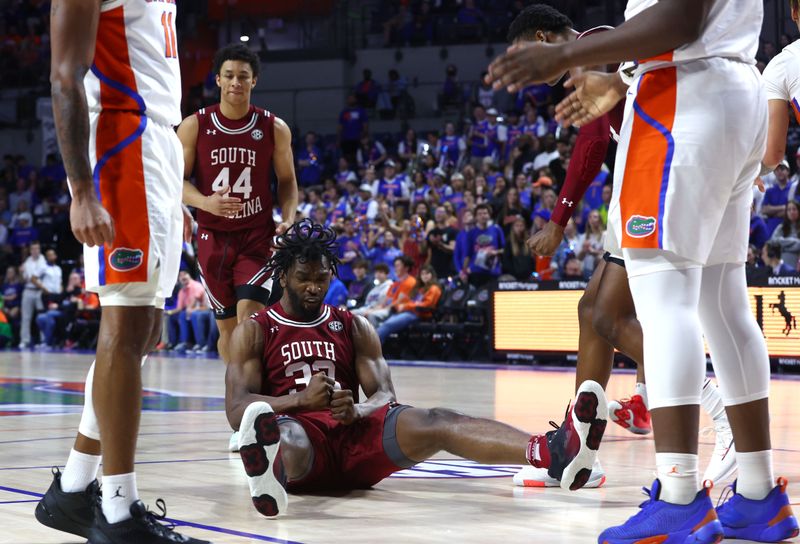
top-left (0, 0), bottom-right (50, 89)
top-left (1, 2), bottom-right (799, 351)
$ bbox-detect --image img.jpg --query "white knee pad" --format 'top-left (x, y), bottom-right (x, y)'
top-left (699, 263), bottom-right (769, 406)
top-left (78, 355), bottom-right (149, 441)
top-left (626, 261), bottom-right (706, 409)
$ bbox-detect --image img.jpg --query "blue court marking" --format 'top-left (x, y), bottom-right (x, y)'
top-left (0, 499), bottom-right (39, 505)
top-left (0, 484), bottom-right (304, 544)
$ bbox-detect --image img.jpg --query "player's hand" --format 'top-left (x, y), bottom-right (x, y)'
top-left (755, 178), bottom-right (766, 193)
top-left (330, 388), bottom-right (359, 424)
top-left (485, 41), bottom-right (566, 92)
top-left (299, 372), bottom-right (335, 411)
top-left (528, 221), bottom-right (564, 257)
top-left (70, 191), bottom-right (115, 247)
top-left (274, 221), bottom-right (292, 236)
top-left (205, 186), bottom-right (243, 217)
top-left (181, 204), bottom-right (194, 244)
top-left (556, 71), bottom-right (626, 128)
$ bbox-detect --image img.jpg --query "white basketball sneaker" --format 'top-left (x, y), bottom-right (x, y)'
top-left (702, 417), bottom-right (737, 484)
top-left (238, 402), bottom-right (288, 517)
top-left (513, 459), bottom-right (606, 488)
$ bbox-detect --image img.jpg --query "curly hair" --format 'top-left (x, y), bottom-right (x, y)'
top-left (265, 220), bottom-right (341, 280)
top-left (507, 4), bottom-right (573, 43)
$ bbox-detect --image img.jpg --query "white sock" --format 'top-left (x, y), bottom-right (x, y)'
top-left (60, 449), bottom-right (101, 493)
top-left (635, 382), bottom-right (649, 409)
top-left (700, 378), bottom-right (726, 422)
top-left (102, 473), bottom-right (139, 524)
top-left (735, 450), bottom-right (774, 500)
top-left (656, 452), bottom-right (699, 505)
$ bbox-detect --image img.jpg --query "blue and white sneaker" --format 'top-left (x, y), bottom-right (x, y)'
top-left (598, 479), bottom-right (724, 544)
top-left (716, 477), bottom-right (799, 542)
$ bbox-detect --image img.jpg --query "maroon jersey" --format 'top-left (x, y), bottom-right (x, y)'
top-left (252, 303), bottom-right (359, 402)
top-left (193, 104), bottom-right (276, 232)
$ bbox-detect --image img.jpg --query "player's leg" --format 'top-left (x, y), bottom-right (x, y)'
top-left (214, 317), bottom-right (237, 363)
top-left (574, 258), bottom-right (616, 391)
top-left (394, 378), bottom-right (607, 491)
top-left (236, 403), bottom-right (316, 517)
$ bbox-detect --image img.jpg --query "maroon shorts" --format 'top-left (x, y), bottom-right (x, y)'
top-left (281, 404), bottom-right (414, 492)
top-left (196, 226), bottom-right (273, 319)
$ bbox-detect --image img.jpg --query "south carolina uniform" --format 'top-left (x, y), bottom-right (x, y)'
top-left (193, 104), bottom-right (277, 318)
top-left (81, 0), bottom-right (184, 306)
top-left (606, 0), bottom-right (766, 271)
top-left (250, 304), bottom-right (412, 491)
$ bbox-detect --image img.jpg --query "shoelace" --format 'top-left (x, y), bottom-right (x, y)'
top-left (716, 484), bottom-right (735, 509)
top-left (621, 487), bottom-right (656, 524)
top-left (141, 498), bottom-right (178, 535)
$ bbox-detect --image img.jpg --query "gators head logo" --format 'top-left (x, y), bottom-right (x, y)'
top-left (625, 215), bottom-right (657, 238)
top-left (109, 247), bottom-right (144, 271)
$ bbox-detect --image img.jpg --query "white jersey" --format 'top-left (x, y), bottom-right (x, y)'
top-left (762, 40), bottom-right (800, 122)
top-left (625, 0), bottom-right (761, 75)
top-left (83, 0), bottom-right (181, 126)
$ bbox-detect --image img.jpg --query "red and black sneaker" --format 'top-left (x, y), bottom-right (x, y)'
top-left (238, 402), bottom-right (287, 517)
top-left (546, 380), bottom-right (608, 491)
top-left (608, 394), bottom-right (652, 435)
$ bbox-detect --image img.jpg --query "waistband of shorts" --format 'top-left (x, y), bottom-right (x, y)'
top-left (89, 108), bottom-right (177, 128)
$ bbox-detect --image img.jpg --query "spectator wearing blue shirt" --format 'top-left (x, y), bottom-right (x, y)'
top-left (337, 217), bottom-right (364, 284)
top-left (762, 160), bottom-right (792, 236)
top-left (438, 122), bottom-right (465, 169)
top-left (354, 69), bottom-right (379, 108)
top-left (750, 203), bottom-right (770, 251)
top-left (338, 94), bottom-right (368, 165)
top-left (296, 132), bottom-right (322, 188)
top-left (462, 204), bottom-right (505, 287)
top-left (469, 105), bottom-right (492, 168)
top-left (323, 276), bottom-right (348, 308)
top-left (366, 229), bottom-right (404, 279)
top-left (39, 153), bottom-right (66, 185)
top-left (372, 160), bottom-right (409, 203)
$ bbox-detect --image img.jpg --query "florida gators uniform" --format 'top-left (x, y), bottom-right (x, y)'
top-left (192, 104), bottom-right (277, 318)
top-left (763, 40), bottom-right (800, 123)
top-left (80, 0), bottom-right (183, 307)
top-left (606, 0), bottom-right (766, 270)
top-left (250, 303), bottom-right (413, 491)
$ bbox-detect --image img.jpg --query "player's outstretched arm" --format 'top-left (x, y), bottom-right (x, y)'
top-left (273, 117), bottom-right (299, 235)
top-left (486, 0), bottom-right (714, 91)
top-left (51, 0), bottom-right (114, 248)
top-left (334, 315), bottom-right (397, 425)
top-left (225, 320), bottom-right (331, 429)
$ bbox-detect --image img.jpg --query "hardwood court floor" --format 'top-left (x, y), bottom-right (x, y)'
top-left (1, 350), bottom-right (798, 543)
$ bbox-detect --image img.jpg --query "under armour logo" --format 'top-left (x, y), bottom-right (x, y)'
top-left (562, 198), bottom-right (573, 208)
top-left (270, 325), bottom-right (279, 334)
top-left (112, 486), bottom-right (125, 499)
top-left (206, 129), bottom-right (216, 135)
top-left (201, 233), bottom-right (209, 240)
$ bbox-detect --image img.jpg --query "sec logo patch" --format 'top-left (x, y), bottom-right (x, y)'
top-left (328, 321), bottom-right (344, 332)
top-left (251, 129), bottom-right (263, 141)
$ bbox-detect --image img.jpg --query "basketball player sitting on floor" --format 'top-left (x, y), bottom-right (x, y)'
top-left (225, 220), bottom-right (609, 517)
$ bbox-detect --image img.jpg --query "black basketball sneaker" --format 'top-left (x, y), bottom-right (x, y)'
top-left (35, 467), bottom-right (99, 538)
top-left (87, 499), bottom-right (211, 543)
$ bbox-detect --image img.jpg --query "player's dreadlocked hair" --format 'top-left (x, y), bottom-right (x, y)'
top-left (506, 4), bottom-right (573, 43)
top-left (265, 219), bottom-right (340, 280)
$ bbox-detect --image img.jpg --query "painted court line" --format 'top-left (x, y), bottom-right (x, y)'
top-left (0, 485), bottom-right (303, 544)
top-left (0, 456), bottom-right (233, 472)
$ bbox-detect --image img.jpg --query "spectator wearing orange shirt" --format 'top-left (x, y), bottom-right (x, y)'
top-left (377, 265), bottom-right (442, 343)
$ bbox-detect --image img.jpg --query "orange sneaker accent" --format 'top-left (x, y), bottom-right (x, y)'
top-left (633, 536), bottom-right (668, 544)
top-left (692, 509), bottom-right (720, 532)
top-left (521, 480), bottom-right (546, 487)
top-left (777, 476), bottom-right (788, 492)
top-left (768, 504), bottom-right (794, 527)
